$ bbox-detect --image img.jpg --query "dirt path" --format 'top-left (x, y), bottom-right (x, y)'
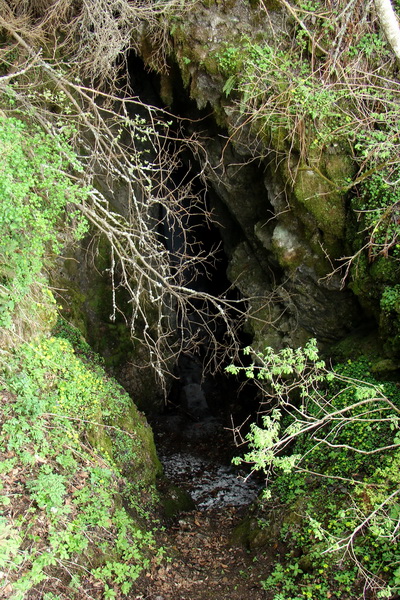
top-left (136, 506), bottom-right (269, 600)
top-left (136, 401), bottom-right (272, 600)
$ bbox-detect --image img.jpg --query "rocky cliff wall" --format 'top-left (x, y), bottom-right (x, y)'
top-left (137, 0), bottom-right (361, 352)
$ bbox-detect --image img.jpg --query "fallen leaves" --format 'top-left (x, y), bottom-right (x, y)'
top-left (135, 507), bottom-right (267, 600)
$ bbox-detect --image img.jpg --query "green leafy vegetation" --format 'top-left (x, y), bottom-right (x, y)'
top-left (0, 323), bottom-right (162, 599)
top-left (0, 114), bottom-right (88, 330)
top-left (227, 342), bottom-right (400, 599)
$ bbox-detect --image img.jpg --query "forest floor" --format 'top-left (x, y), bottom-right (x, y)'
top-left (135, 505), bottom-right (270, 600)
top-left (134, 412), bottom-right (273, 600)
top-left (1, 395), bottom-right (273, 600)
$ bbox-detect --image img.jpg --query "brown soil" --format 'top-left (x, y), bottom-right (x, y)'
top-left (135, 506), bottom-right (270, 600)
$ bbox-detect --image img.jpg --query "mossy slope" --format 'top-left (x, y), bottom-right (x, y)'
top-left (0, 319), bottom-right (162, 599)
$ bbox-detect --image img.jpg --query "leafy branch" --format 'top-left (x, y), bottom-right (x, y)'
top-left (227, 341), bottom-right (400, 596)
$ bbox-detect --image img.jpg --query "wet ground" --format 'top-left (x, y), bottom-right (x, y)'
top-left (154, 413), bottom-right (261, 511)
top-left (136, 408), bottom-right (271, 600)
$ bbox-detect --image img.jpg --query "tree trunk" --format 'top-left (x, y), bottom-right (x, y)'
top-left (375, 0), bottom-right (400, 63)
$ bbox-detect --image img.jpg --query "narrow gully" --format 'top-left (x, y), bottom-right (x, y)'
top-left (151, 357), bottom-right (263, 513)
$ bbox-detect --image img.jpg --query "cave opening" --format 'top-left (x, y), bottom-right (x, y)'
top-left (123, 54), bottom-right (264, 509)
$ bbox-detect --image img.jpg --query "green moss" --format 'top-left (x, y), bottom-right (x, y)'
top-left (159, 481), bottom-right (195, 517)
top-left (324, 153), bottom-right (355, 183)
top-left (348, 252), bottom-right (400, 357)
top-left (87, 425), bottom-right (115, 471)
top-left (114, 404), bottom-right (162, 484)
top-left (231, 516), bottom-right (273, 549)
top-left (370, 357), bottom-right (399, 374)
top-left (200, 54), bottom-right (221, 77)
top-left (51, 318), bottom-right (162, 484)
top-left (330, 328), bottom-right (382, 361)
top-left (55, 278), bottom-right (88, 337)
top-left (267, 124), bottom-right (287, 152)
top-left (53, 232), bottom-right (135, 368)
top-left (370, 256), bottom-right (400, 282)
top-left (293, 167), bottom-right (345, 238)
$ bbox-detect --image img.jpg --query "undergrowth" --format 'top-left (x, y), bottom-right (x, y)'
top-left (0, 320), bottom-right (162, 599)
top-left (227, 343), bottom-right (400, 599)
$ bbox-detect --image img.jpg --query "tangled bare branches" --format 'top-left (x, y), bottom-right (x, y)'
top-left (0, 5), bottom-right (278, 391)
top-left (1, 0), bottom-right (198, 84)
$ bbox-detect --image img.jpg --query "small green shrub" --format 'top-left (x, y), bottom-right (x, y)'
top-left (380, 284), bottom-right (400, 313)
top-left (0, 114), bottom-right (88, 329)
top-left (227, 343), bottom-right (400, 599)
top-left (27, 465), bottom-right (67, 511)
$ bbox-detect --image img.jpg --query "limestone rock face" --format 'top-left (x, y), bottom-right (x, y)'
top-left (141, 0), bottom-right (361, 351)
top-left (52, 232), bottom-right (165, 413)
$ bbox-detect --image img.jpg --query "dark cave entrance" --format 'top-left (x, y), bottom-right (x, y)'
top-left (122, 54), bottom-right (264, 509)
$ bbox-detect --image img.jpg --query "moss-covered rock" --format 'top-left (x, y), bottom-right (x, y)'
top-left (231, 515), bottom-right (272, 549)
top-left (158, 481), bottom-right (196, 518)
top-left (113, 403), bottom-right (163, 485)
top-left (324, 151), bottom-right (356, 183)
top-left (293, 167), bottom-right (345, 239)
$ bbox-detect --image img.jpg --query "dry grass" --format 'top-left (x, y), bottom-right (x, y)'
top-left (1, 0), bottom-right (197, 84)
